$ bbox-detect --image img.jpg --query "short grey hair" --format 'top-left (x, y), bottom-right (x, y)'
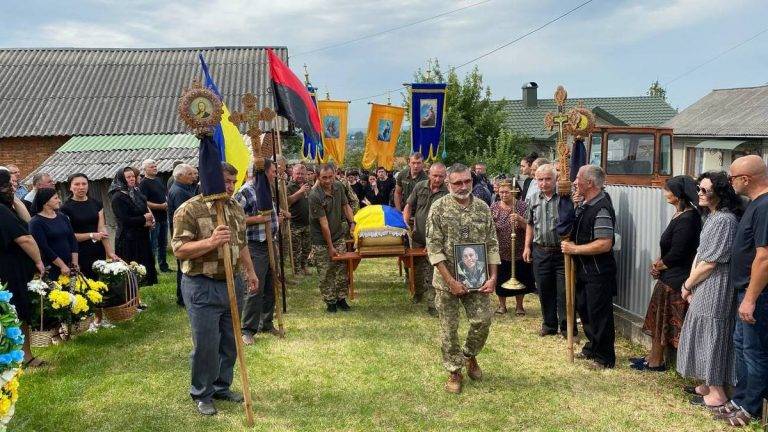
top-left (141, 159), bottom-right (157, 170)
top-left (581, 165), bottom-right (605, 188)
top-left (532, 157), bottom-right (550, 168)
top-left (429, 162), bottom-right (446, 172)
top-left (172, 163), bottom-right (194, 180)
top-left (535, 163), bottom-right (557, 178)
top-left (32, 172), bottom-right (50, 187)
top-left (447, 163), bottom-right (470, 177)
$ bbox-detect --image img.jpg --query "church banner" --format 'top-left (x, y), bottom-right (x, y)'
top-left (317, 99), bottom-right (349, 165)
top-left (362, 103), bottom-right (405, 170)
top-left (409, 83), bottom-right (446, 160)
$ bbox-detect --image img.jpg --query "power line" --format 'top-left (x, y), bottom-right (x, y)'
top-left (663, 26), bottom-right (768, 87)
top-left (290, 0), bottom-right (493, 58)
top-left (348, 0), bottom-right (595, 102)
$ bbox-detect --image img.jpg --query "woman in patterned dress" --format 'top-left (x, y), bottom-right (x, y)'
top-left (676, 171), bottom-right (743, 409)
top-left (491, 180), bottom-right (535, 315)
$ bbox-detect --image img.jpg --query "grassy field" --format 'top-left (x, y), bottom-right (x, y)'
top-left (12, 258), bottom-right (752, 431)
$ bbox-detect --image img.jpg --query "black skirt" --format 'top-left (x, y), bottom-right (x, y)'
top-left (496, 259), bottom-right (536, 297)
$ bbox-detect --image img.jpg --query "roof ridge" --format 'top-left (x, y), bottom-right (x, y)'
top-left (0, 46), bottom-right (288, 52)
top-left (711, 84), bottom-right (768, 92)
top-left (498, 95), bottom-right (669, 103)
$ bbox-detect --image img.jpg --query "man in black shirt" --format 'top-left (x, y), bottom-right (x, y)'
top-left (346, 170), bottom-right (367, 207)
top-left (376, 167), bottom-right (394, 206)
top-left (140, 159), bottom-right (170, 273)
top-left (721, 155), bottom-right (768, 426)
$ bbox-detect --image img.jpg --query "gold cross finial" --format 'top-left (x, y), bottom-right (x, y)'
top-left (229, 93), bottom-right (277, 169)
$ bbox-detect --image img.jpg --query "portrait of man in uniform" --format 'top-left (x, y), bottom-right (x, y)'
top-left (455, 244), bottom-right (487, 290)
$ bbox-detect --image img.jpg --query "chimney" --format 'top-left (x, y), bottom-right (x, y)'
top-left (522, 82), bottom-right (538, 108)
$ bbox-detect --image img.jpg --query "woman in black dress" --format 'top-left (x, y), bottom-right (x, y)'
top-left (0, 170), bottom-right (46, 366)
top-left (29, 188), bottom-right (79, 282)
top-left (109, 167), bottom-right (158, 287)
top-left (61, 173), bottom-right (119, 280)
top-left (632, 175), bottom-right (702, 371)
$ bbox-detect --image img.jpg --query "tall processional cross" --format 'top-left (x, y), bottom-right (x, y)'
top-left (229, 93), bottom-right (276, 167)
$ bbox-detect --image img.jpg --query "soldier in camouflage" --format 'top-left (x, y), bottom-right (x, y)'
top-left (309, 164), bottom-right (356, 312)
top-left (287, 164), bottom-right (312, 274)
top-left (426, 163), bottom-right (500, 394)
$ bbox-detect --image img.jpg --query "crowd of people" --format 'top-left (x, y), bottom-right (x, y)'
top-left (0, 150), bottom-right (766, 427)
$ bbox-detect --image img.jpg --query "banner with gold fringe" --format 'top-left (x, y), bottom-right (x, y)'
top-left (362, 103), bottom-right (405, 170)
top-left (317, 99), bottom-right (349, 164)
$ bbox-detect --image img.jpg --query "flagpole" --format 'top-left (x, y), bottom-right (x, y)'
top-left (263, 213), bottom-right (285, 337)
top-left (214, 200), bottom-right (256, 426)
top-left (272, 129), bottom-right (289, 314)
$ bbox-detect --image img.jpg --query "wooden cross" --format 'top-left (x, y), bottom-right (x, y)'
top-left (229, 93), bottom-right (276, 169)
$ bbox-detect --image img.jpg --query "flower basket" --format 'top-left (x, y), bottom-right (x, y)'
top-left (101, 271), bottom-right (139, 323)
top-left (29, 329), bottom-right (59, 348)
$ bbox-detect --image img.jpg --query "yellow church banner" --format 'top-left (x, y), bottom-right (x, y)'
top-left (318, 99), bottom-right (349, 164)
top-left (362, 103), bottom-right (405, 170)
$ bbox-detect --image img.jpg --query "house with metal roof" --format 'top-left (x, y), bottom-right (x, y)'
top-left (663, 84), bottom-right (768, 177)
top-left (499, 82), bottom-right (678, 157)
top-left (0, 46), bottom-right (288, 183)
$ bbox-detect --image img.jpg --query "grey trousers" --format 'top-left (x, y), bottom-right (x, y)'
top-left (241, 240), bottom-right (274, 335)
top-left (181, 274), bottom-right (244, 402)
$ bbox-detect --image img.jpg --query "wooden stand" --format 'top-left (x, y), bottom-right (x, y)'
top-left (332, 248), bottom-right (427, 299)
top-left (214, 201), bottom-right (255, 427)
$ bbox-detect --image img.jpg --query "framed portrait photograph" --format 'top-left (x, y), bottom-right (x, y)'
top-left (454, 243), bottom-right (488, 291)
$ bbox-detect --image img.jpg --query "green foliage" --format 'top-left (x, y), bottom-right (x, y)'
top-left (466, 129), bottom-right (530, 176)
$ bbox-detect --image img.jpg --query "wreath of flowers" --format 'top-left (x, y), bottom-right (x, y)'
top-left (0, 284), bottom-right (25, 430)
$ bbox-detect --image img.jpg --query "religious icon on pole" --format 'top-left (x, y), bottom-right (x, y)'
top-left (178, 79), bottom-right (223, 134)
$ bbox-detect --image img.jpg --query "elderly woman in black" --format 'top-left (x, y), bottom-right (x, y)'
top-left (29, 188), bottom-right (79, 281)
top-left (109, 167), bottom-right (158, 287)
top-left (631, 176), bottom-right (702, 371)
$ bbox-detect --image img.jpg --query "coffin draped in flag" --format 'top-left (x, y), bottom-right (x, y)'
top-left (362, 103), bottom-right (405, 170)
top-left (198, 55), bottom-right (251, 190)
top-left (317, 99), bottom-right (349, 164)
top-left (409, 83), bottom-right (446, 160)
top-left (267, 49), bottom-right (323, 161)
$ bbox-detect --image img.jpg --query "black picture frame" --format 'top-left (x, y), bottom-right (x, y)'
top-left (454, 243), bottom-right (488, 291)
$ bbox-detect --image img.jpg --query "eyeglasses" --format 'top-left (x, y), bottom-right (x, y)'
top-left (696, 186), bottom-right (712, 196)
top-left (728, 173), bottom-right (749, 183)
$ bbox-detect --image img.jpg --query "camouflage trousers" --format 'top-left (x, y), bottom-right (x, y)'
top-left (414, 256), bottom-right (435, 308)
top-left (435, 289), bottom-right (493, 372)
top-left (313, 241), bottom-right (348, 303)
top-left (290, 225), bottom-right (311, 270)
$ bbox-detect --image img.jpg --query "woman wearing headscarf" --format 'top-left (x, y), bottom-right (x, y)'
top-left (61, 173), bottom-right (119, 280)
top-left (110, 167), bottom-right (158, 287)
top-left (676, 171), bottom-right (742, 409)
top-left (631, 176), bottom-right (702, 372)
top-left (29, 188), bottom-right (79, 281)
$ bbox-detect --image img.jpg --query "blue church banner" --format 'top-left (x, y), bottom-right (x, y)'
top-left (409, 83), bottom-right (446, 160)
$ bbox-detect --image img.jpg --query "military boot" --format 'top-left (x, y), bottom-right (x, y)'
top-left (467, 356), bottom-right (482, 381)
top-left (445, 371), bottom-right (463, 394)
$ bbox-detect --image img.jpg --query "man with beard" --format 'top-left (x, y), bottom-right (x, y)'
top-left (403, 162), bottom-right (447, 316)
top-left (457, 246), bottom-right (486, 289)
top-left (426, 163), bottom-right (499, 394)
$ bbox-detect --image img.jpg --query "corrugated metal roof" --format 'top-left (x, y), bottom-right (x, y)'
top-left (663, 85), bottom-right (768, 137)
top-left (500, 96), bottom-right (678, 140)
top-left (0, 46), bottom-right (288, 138)
top-left (26, 134), bottom-right (202, 182)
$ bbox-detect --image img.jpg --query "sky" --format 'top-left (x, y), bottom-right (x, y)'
top-left (2, 0), bottom-right (767, 128)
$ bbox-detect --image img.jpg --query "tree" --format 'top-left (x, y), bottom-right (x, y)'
top-left (647, 80), bottom-right (667, 101)
top-left (466, 129), bottom-right (529, 176)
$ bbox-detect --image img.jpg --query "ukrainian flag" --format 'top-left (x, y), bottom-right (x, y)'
top-left (352, 205), bottom-right (407, 240)
top-left (199, 54), bottom-right (250, 189)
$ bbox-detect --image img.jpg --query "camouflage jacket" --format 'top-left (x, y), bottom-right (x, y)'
top-left (425, 195), bottom-right (501, 291)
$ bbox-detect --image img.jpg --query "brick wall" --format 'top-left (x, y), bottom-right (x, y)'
top-left (0, 136), bottom-right (68, 180)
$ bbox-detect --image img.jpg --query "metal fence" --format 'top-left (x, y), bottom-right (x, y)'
top-left (607, 184), bottom-right (675, 318)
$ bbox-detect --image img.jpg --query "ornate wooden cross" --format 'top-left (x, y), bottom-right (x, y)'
top-left (229, 93), bottom-right (276, 169)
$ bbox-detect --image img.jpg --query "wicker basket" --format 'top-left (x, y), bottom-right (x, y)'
top-left (30, 329), bottom-right (59, 348)
top-left (101, 270), bottom-right (139, 323)
top-left (69, 316), bottom-right (94, 336)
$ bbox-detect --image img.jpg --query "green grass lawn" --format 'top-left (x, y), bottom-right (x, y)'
top-left (12, 258), bottom-right (752, 431)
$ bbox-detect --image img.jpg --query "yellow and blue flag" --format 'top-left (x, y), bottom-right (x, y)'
top-left (199, 54), bottom-right (250, 189)
top-left (352, 204), bottom-right (407, 240)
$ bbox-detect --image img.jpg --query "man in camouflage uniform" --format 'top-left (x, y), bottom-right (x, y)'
top-left (426, 163), bottom-right (499, 394)
top-left (338, 173), bottom-right (360, 241)
top-left (287, 163), bottom-right (312, 274)
top-left (394, 152), bottom-right (427, 211)
top-left (402, 162), bottom-right (447, 316)
top-left (309, 163), bottom-right (356, 312)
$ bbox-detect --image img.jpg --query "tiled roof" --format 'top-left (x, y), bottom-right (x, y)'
top-left (0, 46), bottom-right (288, 138)
top-left (663, 85), bottom-right (768, 137)
top-left (27, 134), bottom-right (198, 182)
top-left (499, 96), bottom-right (678, 140)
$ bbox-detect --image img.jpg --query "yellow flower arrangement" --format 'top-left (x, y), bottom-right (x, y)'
top-left (71, 295), bottom-right (89, 315)
top-left (47, 290), bottom-right (71, 309)
top-left (0, 395), bottom-right (9, 417)
top-left (85, 290), bottom-right (103, 304)
top-left (89, 280), bottom-right (108, 292)
top-left (3, 376), bottom-right (18, 404)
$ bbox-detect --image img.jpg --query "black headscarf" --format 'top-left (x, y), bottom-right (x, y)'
top-left (32, 188), bottom-right (58, 214)
top-left (665, 175), bottom-right (698, 210)
top-left (108, 167), bottom-right (147, 210)
top-left (0, 169), bottom-right (13, 208)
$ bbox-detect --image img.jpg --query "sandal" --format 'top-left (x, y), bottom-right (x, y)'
top-left (689, 395), bottom-right (726, 408)
top-left (495, 307), bottom-right (507, 315)
top-left (684, 385), bottom-right (709, 396)
top-left (722, 409), bottom-right (752, 427)
top-left (515, 308), bottom-right (526, 316)
top-left (23, 357), bottom-right (48, 369)
top-left (630, 361), bottom-right (667, 372)
top-left (711, 401), bottom-right (741, 416)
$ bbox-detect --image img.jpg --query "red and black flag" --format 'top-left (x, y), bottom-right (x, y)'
top-left (267, 49), bottom-right (323, 159)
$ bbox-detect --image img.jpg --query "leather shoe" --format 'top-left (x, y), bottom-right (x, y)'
top-left (427, 307), bottom-right (438, 317)
top-left (538, 328), bottom-right (557, 337)
top-left (575, 351), bottom-right (594, 360)
top-left (326, 302), bottom-right (337, 313)
top-left (466, 356), bottom-right (482, 381)
top-left (213, 390), bottom-right (244, 403)
top-left (196, 400), bottom-right (217, 416)
top-left (336, 298), bottom-right (351, 311)
top-left (445, 371), bottom-right (463, 394)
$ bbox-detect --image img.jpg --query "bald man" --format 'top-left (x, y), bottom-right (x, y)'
top-left (720, 155), bottom-right (768, 426)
